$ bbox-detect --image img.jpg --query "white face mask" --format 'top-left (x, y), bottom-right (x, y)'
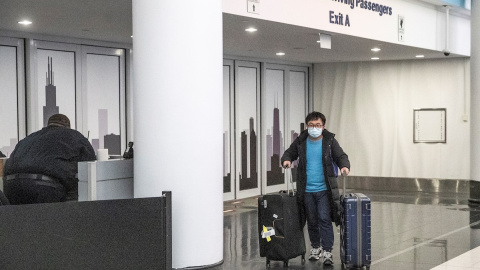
top-left (308, 127), bottom-right (322, 138)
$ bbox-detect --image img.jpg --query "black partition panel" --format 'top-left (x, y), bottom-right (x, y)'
top-left (0, 193), bottom-right (172, 270)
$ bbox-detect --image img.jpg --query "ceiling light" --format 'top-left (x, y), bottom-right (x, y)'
top-left (371, 48), bottom-right (381, 52)
top-left (316, 40), bottom-right (321, 43)
top-left (371, 57), bottom-right (379, 60)
top-left (276, 52), bottom-right (285, 56)
top-left (416, 55), bottom-right (425, 58)
top-left (18, 20), bottom-right (32, 25)
top-left (245, 27), bottom-right (257, 32)
top-left (130, 35), bottom-right (133, 38)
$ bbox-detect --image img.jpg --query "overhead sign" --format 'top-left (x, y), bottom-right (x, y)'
top-left (247, 0), bottom-right (260, 14)
top-left (329, 0), bottom-right (394, 28)
top-left (398, 15), bottom-right (405, 42)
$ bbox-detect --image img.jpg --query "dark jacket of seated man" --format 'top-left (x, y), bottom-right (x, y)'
top-left (3, 114), bottom-right (96, 204)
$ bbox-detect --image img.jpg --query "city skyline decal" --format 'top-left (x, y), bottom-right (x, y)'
top-left (43, 57), bottom-right (59, 127)
top-left (221, 93), bottom-right (305, 193)
top-left (265, 104), bottom-right (303, 186)
top-left (43, 56), bottom-right (121, 156)
top-left (0, 138), bottom-right (17, 157)
top-left (230, 109), bottom-right (303, 191)
top-left (223, 131), bottom-right (231, 193)
top-left (266, 106), bottom-right (284, 186)
top-left (240, 117), bottom-right (258, 190)
top-left (289, 123), bottom-right (303, 184)
top-left (90, 109), bottom-right (121, 156)
top-left (222, 67), bottom-right (308, 194)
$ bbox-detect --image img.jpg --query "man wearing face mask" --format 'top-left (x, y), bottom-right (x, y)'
top-left (281, 111), bottom-right (350, 266)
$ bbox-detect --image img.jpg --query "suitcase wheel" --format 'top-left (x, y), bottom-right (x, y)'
top-left (266, 259), bottom-right (270, 268)
top-left (283, 260), bottom-right (288, 267)
top-left (301, 254), bottom-right (306, 264)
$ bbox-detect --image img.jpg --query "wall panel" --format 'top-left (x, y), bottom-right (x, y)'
top-left (314, 58), bottom-right (469, 179)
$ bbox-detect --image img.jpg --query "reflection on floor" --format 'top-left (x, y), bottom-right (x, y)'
top-left (431, 245), bottom-right (480, 270)
top-left (215, 189), bottom-right (480, 270)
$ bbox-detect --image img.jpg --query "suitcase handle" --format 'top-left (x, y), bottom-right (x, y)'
top-left (342, 172), bottom-right (347, 196)
top-left (285, 168), bottom-right (295, 196)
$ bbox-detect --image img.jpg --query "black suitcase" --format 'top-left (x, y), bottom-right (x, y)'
top-left (339, 175), bottom-right (372, 269)
top-left (258, 170), bottom-right (305, 267)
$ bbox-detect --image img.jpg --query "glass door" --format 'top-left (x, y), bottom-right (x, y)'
top-left (234, 61), bottom-right (261, 199)
top-left (223, 60), bottom-right (235, 201)
top-left (286, 66), bottom-right (309, 188)
top-left (262, 66), bottom-right (286, 194)
top-left (262, 63), bottom-right (309, 194)
top-left (0, 37), bottom-right (25, 157)
top-left (81, 46), bottom-right (126, 156)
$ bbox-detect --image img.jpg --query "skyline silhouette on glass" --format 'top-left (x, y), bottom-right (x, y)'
top-left (226, 104), bottom-right (302, 192)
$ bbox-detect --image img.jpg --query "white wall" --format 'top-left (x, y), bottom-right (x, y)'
top-left (314, 58), bottom-right (470, 179)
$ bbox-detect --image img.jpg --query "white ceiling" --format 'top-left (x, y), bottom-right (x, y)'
top-left (0, 0), bottom-right (469, 63)
top-left (223, 13), bottom-right (462, 63)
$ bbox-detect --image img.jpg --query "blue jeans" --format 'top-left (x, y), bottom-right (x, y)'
top-left (304, 190), bottom-right (334, 252)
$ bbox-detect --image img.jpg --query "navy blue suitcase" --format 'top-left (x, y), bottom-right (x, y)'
top-left (340, 175), bottom-right (371, 269)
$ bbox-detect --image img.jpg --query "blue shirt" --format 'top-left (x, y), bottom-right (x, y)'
top-left (306, 138), bottom-right (326, 192)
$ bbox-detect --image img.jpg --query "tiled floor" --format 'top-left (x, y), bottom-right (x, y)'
top-left (431, 246), bottom-right (480, 270)
top-left (216, 189), bottom-right (480, 269)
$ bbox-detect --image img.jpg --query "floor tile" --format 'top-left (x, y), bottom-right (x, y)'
top-left (220, 190), bottom-right (480, 270)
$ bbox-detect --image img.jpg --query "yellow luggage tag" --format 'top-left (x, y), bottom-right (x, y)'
top-left (262, 225), bottom-right (274, 242)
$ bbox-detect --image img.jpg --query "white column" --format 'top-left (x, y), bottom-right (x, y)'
top-left (132, 1), bottom-right (223, 268)
top-left (471, 1), bottom-right (480, 203)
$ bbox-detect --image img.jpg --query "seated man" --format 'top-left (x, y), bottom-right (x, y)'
top-left (3, 114), bottom-right (96, 204)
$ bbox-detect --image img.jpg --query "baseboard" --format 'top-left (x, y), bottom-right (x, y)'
top-left (343, 176), bottom-right (469, 195)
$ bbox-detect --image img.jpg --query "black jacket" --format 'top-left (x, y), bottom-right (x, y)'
top-left (4, 126), bottom-right (96, 192)
top-left (281, 129), bottom-right (350, 226)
